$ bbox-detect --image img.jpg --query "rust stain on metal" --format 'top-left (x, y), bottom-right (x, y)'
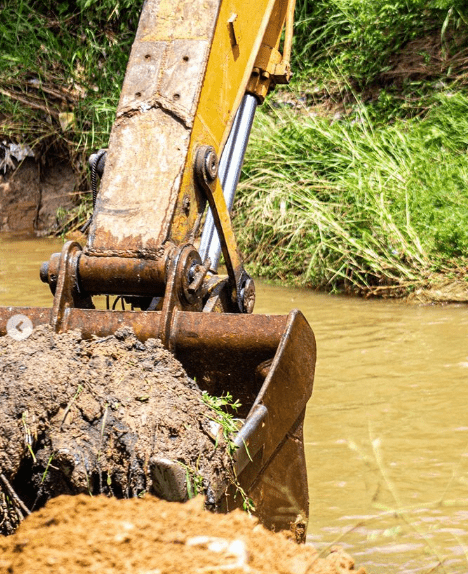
top-left (87, 0), bottom-right (223, 254)
top-left (86, 228), bottom-right (172, 260)
top-left (75, 255), bottom-right (168, 296)
top-left (88, 107), bottom-right (190, 253)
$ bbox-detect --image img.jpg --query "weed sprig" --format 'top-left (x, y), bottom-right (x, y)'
top-left (201, 392), bottom-right (255, 513)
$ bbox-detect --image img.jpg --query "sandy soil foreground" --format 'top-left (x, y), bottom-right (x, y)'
top-left (0, 494), bottom-right (366, 574)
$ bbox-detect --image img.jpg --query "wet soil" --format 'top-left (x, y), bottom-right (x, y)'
top-left (0, 494), bottom-right (366, 574)
top-left (0, 325), bottom-right (231, 535)
top-left (0, 158), bottom-right (76, 234)
top-left (406, 275), bottom-right (468, 304)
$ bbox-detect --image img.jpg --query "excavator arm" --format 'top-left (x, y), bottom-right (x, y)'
top-left (0, 0), bottom-right (316, 540)
top-left (77, 0), bottom-right (295, 316)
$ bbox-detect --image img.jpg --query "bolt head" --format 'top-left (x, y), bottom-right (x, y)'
top-left (205, 149), bottom-right (218, 180)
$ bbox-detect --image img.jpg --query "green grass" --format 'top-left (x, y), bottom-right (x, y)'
top-left (0, 0), bottom-right (141, 176)
top-left (201, 391), bottom-right (254, 512)
top-left (235, 0), bottom-right (468, 295)
top-left (236, 90), bottom-right (468, 295)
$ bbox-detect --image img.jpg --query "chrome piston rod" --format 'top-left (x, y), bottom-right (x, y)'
top-left (199, 93), bottom-right (258, 271)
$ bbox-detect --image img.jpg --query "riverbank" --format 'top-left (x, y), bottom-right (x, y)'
top-left (3, 152), bottom-right (467, 306)
top-left (236, 93), bottom-right (468, 299)
top-left (2, 140), bottom-right (467, 304)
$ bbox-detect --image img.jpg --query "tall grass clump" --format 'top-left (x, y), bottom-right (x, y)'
top-left (236, 92), bottom-right (468, 295)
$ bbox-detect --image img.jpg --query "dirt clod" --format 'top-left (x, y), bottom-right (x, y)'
top-left (0, 325), bottom-right (231, 535)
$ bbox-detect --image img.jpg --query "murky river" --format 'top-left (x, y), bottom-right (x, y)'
top-left (1, 234), bottom-right (468, 574)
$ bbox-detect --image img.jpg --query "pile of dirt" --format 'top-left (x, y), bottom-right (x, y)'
top-left (0, 494), bottom-right (366, 574)
top-left (0, 325), bottom-right (232, 535)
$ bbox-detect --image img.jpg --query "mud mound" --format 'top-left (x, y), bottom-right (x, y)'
top-left (0, 495), bottom-right (365, 573)
top-left (0, 326), bottom-right (231, 535)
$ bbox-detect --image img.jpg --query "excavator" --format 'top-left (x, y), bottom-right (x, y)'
top-left (0, 0), bottom-right (316, 541)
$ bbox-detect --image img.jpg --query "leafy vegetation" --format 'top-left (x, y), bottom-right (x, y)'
top-left (292, 0), bottom-right (468, 85)
top-left (201, 392), bottom-right (254, 512)
top-left (237, 92), bottom-right (468, 294)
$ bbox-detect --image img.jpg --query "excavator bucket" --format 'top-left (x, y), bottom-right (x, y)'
top-left (0, 0), bottom-right (316, 540)
top-left (0, 305), bottom-right (315, 538)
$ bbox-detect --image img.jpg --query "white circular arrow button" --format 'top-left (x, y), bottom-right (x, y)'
top-left (6, 314), bottom-right (34, 341)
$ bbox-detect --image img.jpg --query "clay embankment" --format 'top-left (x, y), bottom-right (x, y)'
top-left (0, 154), bottom-right (76, 234)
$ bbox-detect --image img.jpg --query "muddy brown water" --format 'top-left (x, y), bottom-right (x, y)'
top-left (1, 234), bottom-right (468, 574)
